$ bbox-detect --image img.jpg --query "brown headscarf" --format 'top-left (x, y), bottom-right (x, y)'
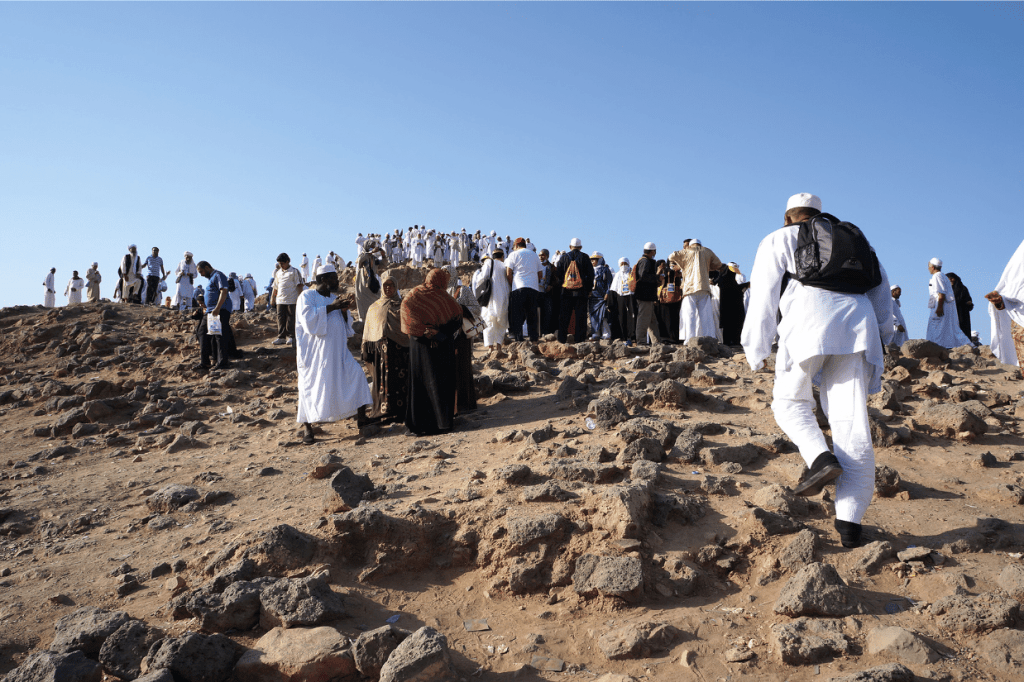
top-left (401, 268), bottom-right (462, 337)
top-left (363, 276), bottom-right (408, 347)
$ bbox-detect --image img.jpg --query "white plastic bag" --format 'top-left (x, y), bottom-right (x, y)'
top-left (207, 313), bottom-right (223, 336)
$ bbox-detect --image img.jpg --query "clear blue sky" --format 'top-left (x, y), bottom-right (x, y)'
top-left (2, 3), bottom-right (1021, 341)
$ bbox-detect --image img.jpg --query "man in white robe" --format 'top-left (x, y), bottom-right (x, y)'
top-left (986, 238), bottom-right (1024, 367)
top-left (119, 244), bottom-right (143, 304)
top-left (85, 263), bottom-right (102, 302)
top-left (43, 269), bottom-right (56, 307)
top-left (227, 272), bottom-right (243, 312)
top-left (890, 285), bottom-right (908, 347)
top-left (742, 193), bottom-right (893, 550)
top-left (173, 252), bottom-right (198, 311)
top-left (669, 238), bottom-right (723, 342)
top-left (65, 271), bottom-right (84, 305)
top-left (295, 263), bottom-right (372, 444)
top-left (241, 273), bottom-right (257, 313)
top-left (925, 258), bottom-right (971, 349)
top-left (300, 254), bottom-right (310, 282)
top-left (474, 250), bottom-right (511, 352)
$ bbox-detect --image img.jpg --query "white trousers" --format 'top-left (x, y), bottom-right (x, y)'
top-left (771, 352), bottom-right (875, 524)
top-left (679, 290), bottom-right (717, 342)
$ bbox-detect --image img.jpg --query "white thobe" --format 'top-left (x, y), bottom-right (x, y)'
top-left (742, 224), bottom-right (893, 525)
top-left (990, 238), bottom-right (1024, 367)
top-left (85, 268), bottom-right (101, 302)
top-left (295, 288), bottom-right (372, 424)
top-left (301, 256), bottom-right (310, 282)
top-left (43, 273), bottom-right (56, 307)
top-left (679, 291), bottom-right (719, 342)
top-left (65, 278), bottom-right (84, 305)
top-left (313, 257), bottom-right (322, 276)
top-left (926, 272), bottom-right (971, 349)
top-left (174, 260), bottom-right (198, 310)
top-left (228, 279), bottom-right (242, 311)
top-left (891, 298), bottom-right (909, 347)
top-left (242, 278), bottom-right (257, 311)
top-left (474, 259), bottom-right (511, 346)
top-left (355, 237), bottom-right (366, 261)
top-left (412, 241), bottom-right (426, 267)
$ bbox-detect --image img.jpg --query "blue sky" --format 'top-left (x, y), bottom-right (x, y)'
top-left (2, 3), bottom-right (1021, 341)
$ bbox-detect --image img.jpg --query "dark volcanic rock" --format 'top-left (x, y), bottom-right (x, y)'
top-left (572, 554), bottom-right (643, 603)
top-left (378, 626), bottom-right (457, 682)
top-left (324, 466), bottom-right (375, 513)
top-left (3, 651), bottom-right (102, 682)
top-left (50, 606), bottom-right (133, 656)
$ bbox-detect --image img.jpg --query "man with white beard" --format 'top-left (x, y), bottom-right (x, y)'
top-left (300, 254), bottom-right (310, 282)
top-left (43, 268), bottom-right (56, 307)
top-left (85, 263), bottom-right (102, 303)
top-left (925, 258), bottom-right (972, 349)
top-left (64, 271), bottom-right (84, 305)
top-left (295, 263), bottom-right (372, 445)
top-left (742, 192), bottom-right (891, 550)
top-left (173, 252), bottom-right (198, 311)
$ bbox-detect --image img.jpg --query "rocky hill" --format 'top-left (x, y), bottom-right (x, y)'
top-left (0, 299), bottom-right (1023, 682)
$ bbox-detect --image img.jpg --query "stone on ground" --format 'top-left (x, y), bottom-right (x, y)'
top-left (771, 618), bottom-right (849, 665)
top-left (774, 563), bottom-right (861, 617)
top-left (3, 651), bottom-right (102, 682)
top-left (378, 626), bottom-right (457, 682)
top-left (234, 626), bottom-right (356, 682)
top-left (572, 555), bottom-right (644, 603)
top-left (865, 626), bottom-right (939, 664)
top-left (141, 632), bottom-right (243, 682)
top-left (598, 622), bottom-right (682, 660)
top-left (50, 606), bottom-right (133, 656)
top-left (98, 620), bottom-right (165, 680)
top-left (259, 574), bottom-right (347, 629)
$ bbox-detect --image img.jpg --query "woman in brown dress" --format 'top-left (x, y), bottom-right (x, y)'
top-left (361, 276), bottom-right (409, 423)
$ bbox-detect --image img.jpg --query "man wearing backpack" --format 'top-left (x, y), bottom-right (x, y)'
top-left (742, 193), bottom-right (893, 549)
top-left (633, 242), bottom-right (663, 346)
top-left (554, 238), bottom-right (595, 343)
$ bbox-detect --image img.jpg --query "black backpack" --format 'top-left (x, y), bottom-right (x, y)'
top-left (791, 213), bottom-right (882, 294)
top-left (228, 278), bottom-right (236, 293)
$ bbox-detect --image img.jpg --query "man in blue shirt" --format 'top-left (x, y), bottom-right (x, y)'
top-left (144, 247), bottom-right (167, 306)
top-left (196, 261), bottom-right (236, 370)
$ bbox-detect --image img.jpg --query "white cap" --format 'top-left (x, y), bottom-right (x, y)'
top-left (570, 238), bottom-right (582, 247)
top-left (643, 242), bottom-right (656, 251)
top-left (929, 257), bottom-right (942, 267)
top-left (890, 284), bottom-right (899, 290)
top-left (317, 263), bottom-right (337, 276)
top-left (491, 230), bottom-right (497, 235)
top-left (618, 257), bottom-right (630, 265)
top-left (590, 251), bottom-right (603, 259)
top-left (691, 239), bottom-right (702, 247)
top-left (786, 193), bottom-right (822, 212)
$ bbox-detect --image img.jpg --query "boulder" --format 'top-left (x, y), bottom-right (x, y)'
top-left (234, 626), bottom-right (356, 682)
top-left (180, 580), bottom-right (266, 632)
top-left (771, 617), bottom-right (849, 665)
top-left (598, 622), bottom-right (682, 660)
top-left (98, 621), bottom-right (165, 680)
top-left (50, 606), bottom-right (133, 656)
top-left (52, 407), bottom-right (89, 437)
top-left (141, 632), bottom-right (243, 682)
top-left (977, 628), bottom-right (1024, 673)
top-left (378, 626), bottom-right (457, 682)
top-left (745, 506), bottom-right (804, 537)
top-left (865, 626), bottom-right (939, 664)
top-left (929, 593), bottom-right (1019, 633)
top-left (586, 395), bottom-right (629, 429)
top-left (874, 466), bottom-right (902, 497)
top-left (572, 555), bottom-right (644, 603)
top-left (997, 563), bottom-right (1024, 602)
top-left (2, 651), bottom-right (102, 682)
top-left (146, 485), bottom-right (200, 513)
top-left (324, 467), bottom-right (375, 513)
top-left (779, 529), bottom-right (818, 571)
top-left (774, 563), bottom-right (861, 617)
top-left (751, 483), bottom-right (807, 517)
top-left (259, 574), bottom-right (347, 629)
top-left (616, 437), bottom-right (664, 464)
top-left (617, 417), bottom-right (676, 449)
top-left (914, 403), bottom-right (987, 439)
top-left (248, 524), bottom-right (319, 572)
top-left (825, 663), bottom-right (915, 682)
top-left (901, 339), bottom-right (948, 361)
top-left (850, 541), bottom-right (895, 575)
top-left (353, 625), bottom-right (408, 679)
top-left (652, 379), bottom-right (687, 407)
top-left (703, 444), bottom-right (760, 467)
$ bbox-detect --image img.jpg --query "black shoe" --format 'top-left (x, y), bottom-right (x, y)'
top-left (194, 364), bottom-right (211, 372)
top-left (835, 519), bottom-right (862, 548)
top-left (793, 452), bottom-right (843, 497)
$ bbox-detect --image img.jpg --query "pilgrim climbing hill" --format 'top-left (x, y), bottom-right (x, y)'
top-left (1, 262), bottom-right (1023, 682)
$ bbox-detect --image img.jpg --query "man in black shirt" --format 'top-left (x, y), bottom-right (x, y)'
top-left (554, 238), bottom-right (595, 343)
top-left (634, 242), bottom-right (663, 346)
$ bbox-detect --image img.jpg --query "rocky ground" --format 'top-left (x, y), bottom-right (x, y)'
top-left (1, 265), bottom-right (1023, 682)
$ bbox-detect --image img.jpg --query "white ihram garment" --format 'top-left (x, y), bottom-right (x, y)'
top-left (65, 278), bottom-right (84, 305)
top-left (295, 288), bottom-right (372, 424)
top-left (242, 279), bottom-right (257, 312)
top-left (926, 272), bottom-right (971, 349)
top-left (891, 298), bottom-right (908, 347)
top-left (43, 273), bottom-right (56, 307)
top-left (741, 224), bottom-right (893, 525)
top-left (990, 238), bottom-right (1024, 367)
top-left (679, 290), bottom-right (718, 342)
top-left (174, 260), bottom-right (198, 310)
top-left (474, 259), bottom-right (510, 346)
top-left (300, 256), bottom-right (309, 282)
